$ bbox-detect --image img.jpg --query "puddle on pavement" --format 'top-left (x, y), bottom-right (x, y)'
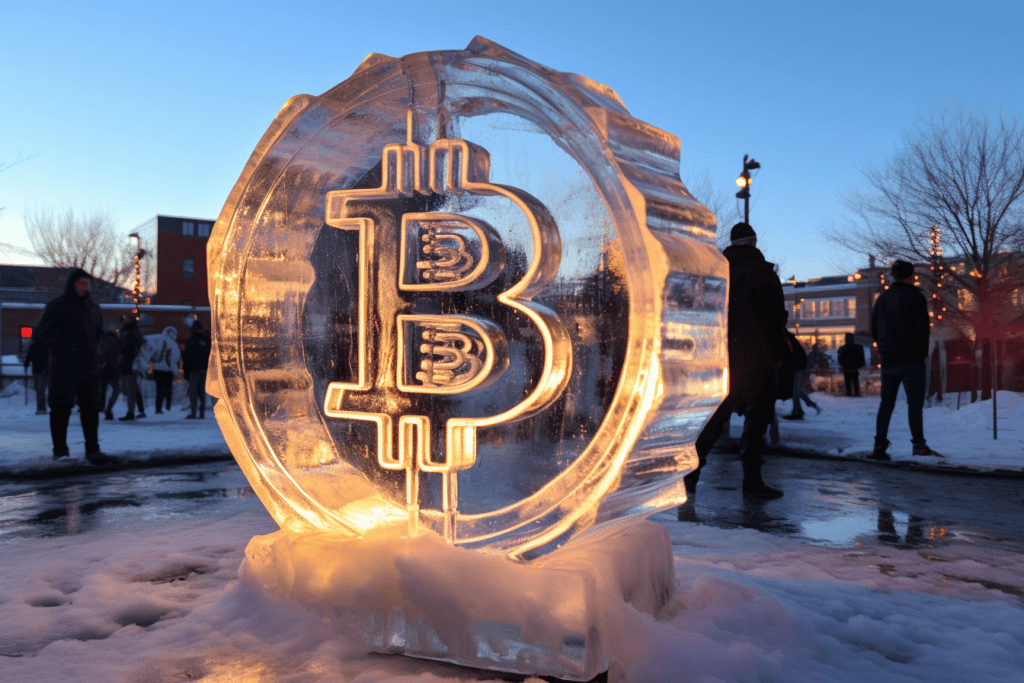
top-left (155, 487), bottom-right (255, 500)
top-left (801, 508), bottom-right (953, 548)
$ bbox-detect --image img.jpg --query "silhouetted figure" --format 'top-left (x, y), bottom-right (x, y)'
top-left (781, 330), bottom-right (820, 419)
top-left (35, 269), bottom-right (110, 462)
top-left (117, 315), bottom-right (146, 421)
top-left (683, 223), bottom-right (788, 506)
top-left (806, 344), bottom-right (829, 374)
top-left (23, 334), bottom-right (49, 415)
top-left (98, 329), bottom-right (120, 420)
top-left (182, 319), bottom-right (210, 419)
top-left (869, 260), bottom-right (932, 460)
top-left (837, 333), bottom-right (865, 397)
top-left (141, 326), bottom-right (180, 414)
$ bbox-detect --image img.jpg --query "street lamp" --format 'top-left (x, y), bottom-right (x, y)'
top-left (127, 232), bottom-right (147, 320)
top-left (735, 154), bottom-right (760, 224)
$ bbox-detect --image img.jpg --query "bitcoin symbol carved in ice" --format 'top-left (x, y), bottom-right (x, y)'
top-left (323, 135), bottom-right (572, 540)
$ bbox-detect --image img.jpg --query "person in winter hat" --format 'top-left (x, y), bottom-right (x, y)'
top-left (34, 268), bottom-right (112, 463)
top-left (837, 332), bottom-right (866, 397)
top-left (182, 319), bottom-right (211, 419)
top-left (98, 329), bottom-right (121, 420)
top-left (683, 223), bottom-right (788, 507)
top-left (869, 260), bottom-right (932, 459)
top-left (117, 314), bottom-right (147, 420)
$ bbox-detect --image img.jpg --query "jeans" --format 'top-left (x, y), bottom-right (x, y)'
top-left (188, 370), bottom-right (207, 417)
top-left (790, 370), bottom-right (818, 415)
top-left (121, 373), bottom-right (142, 417)
top-left (33, 374), bottom-right (47, 413)
top-left (48, 370), bottom-right (101, 455)
top-left (686, 363), bottom-right (778, 492)
top-left (153, 370), bottom-right (174, 412)
top-left (875, 359), bottom-right (927, 445)
top-left (101, 376), bottom-right (120, 414)
top-left (843, 371), bottom-right (861, 397)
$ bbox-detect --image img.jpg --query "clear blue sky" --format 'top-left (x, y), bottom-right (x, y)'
top-left (2, 0), bottom-right (1022, 281)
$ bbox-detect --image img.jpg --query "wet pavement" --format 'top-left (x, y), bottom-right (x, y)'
top-left (0, 463), bottom-right (261, 542)
top-left (1, 454), bottom-right (1022, 555)
top-left (653, 448), bottom-right (1024, 553)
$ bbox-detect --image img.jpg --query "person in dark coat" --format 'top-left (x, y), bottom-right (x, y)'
top-left (806, 344), bottom-right (829, 373)
top-left (837, 332), bottom-right (866, 397)
top-left (117, 315), bottom-right (146, 420)
top-left (98, 329), bottom-right (120, 420)
top-left (23, 334), bottom-right (49, 415)
top-left (781, 330), bottom-right (821, 419)
top-left (182, 319), bottom-right (211, 419)
top-left (683, 223), bottom-right (788, 503)
top-left (869, 260), bottom-right (932, 459)
top-left (34, 268), bottom-right (109, 462)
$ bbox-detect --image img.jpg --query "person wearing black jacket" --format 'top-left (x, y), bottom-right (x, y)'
top-left (837, 333), bottom-right (866, 397)
top-left (117, 315), bottom-right (146, 421)
top-left (182, 319), bottom-right (210, 419)
top-left (23, 334), bottom-right (49, 415)
top-left (869, 260), bottom-right (933, 459)
top-left (683, 223), bottom-right (788, 504)
top-left (35, 268), bottom-right (110, 462)
top-left (98, 329), bottom-right (120, 420)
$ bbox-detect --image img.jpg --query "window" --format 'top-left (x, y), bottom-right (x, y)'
top-left (805, 300), bottom-right (817, 318)
top-left (820, 300), bottom-right (830, 317)
top-left (182, 221), bottom-right (195, 236)
top-left (792, 302), bottom-right (801, 320)
top-left (197, 222), bottom-right (211, 237)
top-left (847, 298), bottom-right (857, 318)
top-left (182, 258), bottom-right (195, 278)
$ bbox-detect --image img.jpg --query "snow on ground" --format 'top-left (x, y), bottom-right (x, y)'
top-left (763, 390), bottom-right (1024, 473)
top-left (3, 382), bottom-right (1022, 478)
top-left (2, 382), bottom-right (1023, 681)
top-left (3, 380), bottom-right (1022, 476)
top-left (1, 500), bottom-right (1022, 682)
top-left (0, 381), bottom-right (229, 476)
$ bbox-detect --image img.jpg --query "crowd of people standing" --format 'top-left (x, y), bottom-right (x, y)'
top-left (23, 269), bottom-right (211, 462)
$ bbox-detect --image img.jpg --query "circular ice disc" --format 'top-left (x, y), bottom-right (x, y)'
top-left (208, 37), bottom-right (726, 558)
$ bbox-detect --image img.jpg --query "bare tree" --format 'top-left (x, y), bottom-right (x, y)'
top-left (682, 166), bottom-right (743, 249)
top-left (24, 207), bottom-right (136, 291)
top-left (682, 165), bottom-right (786, 275)
top-left (829, 106), bottom-right (1024, 397)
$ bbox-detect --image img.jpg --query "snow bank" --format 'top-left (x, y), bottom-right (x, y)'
top-left (2, 505), bottom-right (1022, 682)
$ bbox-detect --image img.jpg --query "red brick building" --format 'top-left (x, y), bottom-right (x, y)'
top-left (134, 215), bottom-right (213, 307)
top-left (0, 215), bottom-right (213, 361)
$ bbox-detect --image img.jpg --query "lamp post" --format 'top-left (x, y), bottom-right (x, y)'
top-left (127, 232), bottom-right (147, 321)
top-left (735, 154), bottom-right (760, 224)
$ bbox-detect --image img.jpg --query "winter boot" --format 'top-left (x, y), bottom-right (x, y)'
top-left (86, 450), bottom-right (117, 466)
top-left (867, 438), bottom-right (890, 461)
top-left (741, 464), bottom-right (783, 499)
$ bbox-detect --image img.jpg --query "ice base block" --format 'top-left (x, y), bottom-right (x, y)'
top-left (239, 519), bottom-right (674, 680)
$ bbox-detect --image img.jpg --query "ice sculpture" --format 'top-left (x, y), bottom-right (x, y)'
top-left (208, 37), bottom-right (726, 679)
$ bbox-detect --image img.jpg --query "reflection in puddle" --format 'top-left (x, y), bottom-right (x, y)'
top-left (155, 488), bottom-right (255, 500)
top-left (802, 508), bottom-right (950, 548)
